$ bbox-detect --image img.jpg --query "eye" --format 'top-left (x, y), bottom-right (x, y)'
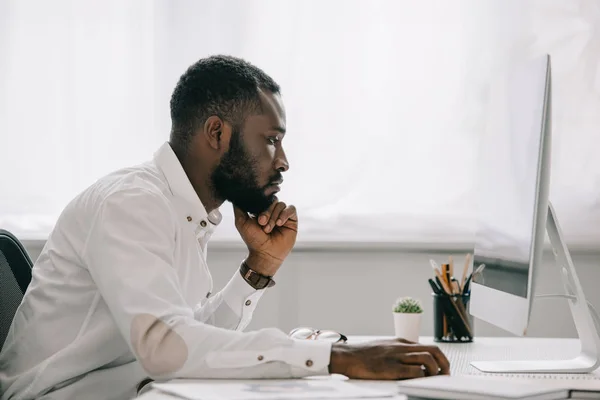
top-left (267, 137), bottom-right (280, 145)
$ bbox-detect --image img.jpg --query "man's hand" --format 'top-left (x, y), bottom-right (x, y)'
top-left (233, 198), bottom-right (297, 276)
top-left (329, 338), bottom-right (450, 380)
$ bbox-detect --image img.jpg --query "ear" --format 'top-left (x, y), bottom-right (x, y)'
top-left (203, 116), bottom-right (232, 152)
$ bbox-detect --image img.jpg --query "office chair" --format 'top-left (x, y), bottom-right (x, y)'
top-left (0, 229), bottom-right (33, 350)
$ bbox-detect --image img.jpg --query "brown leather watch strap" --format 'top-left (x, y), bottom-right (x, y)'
top-left (240, 260), bottom-right (276, 290)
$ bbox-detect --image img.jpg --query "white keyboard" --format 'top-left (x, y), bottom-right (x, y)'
top-left (435, 338), bottom-right (600, 380)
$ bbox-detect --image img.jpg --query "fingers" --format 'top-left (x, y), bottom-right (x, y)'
top-left (276, 204), bottom-right (297, 226)
top-left (388, 339), bottom-right (451, 376)
top-left (265, 202), bottom-right (286, 233)
top-left (395, 337), bottom-right (417, 345)
top-left (258, 200), bottom-right (298, 233)
top-left (407, 345), bottom-right (451, 375)
top-left (400, 352), bottom-right (439, 377)
top-left (392, 364), bottom-right (425, 380)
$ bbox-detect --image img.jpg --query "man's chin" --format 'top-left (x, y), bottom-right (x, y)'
top-left (231, 196), bottom-right (275, 216)
top-left (264, 193), bottom-right (277, 205)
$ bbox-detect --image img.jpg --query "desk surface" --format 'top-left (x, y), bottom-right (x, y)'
top-left (138, 336), bottom-right (600, 400)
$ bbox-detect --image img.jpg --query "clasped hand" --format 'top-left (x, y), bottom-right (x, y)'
top-left (234, 197), bottom-right (297, 276)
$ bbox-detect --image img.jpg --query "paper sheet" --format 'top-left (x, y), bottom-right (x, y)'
top-left (151, 379), bottom-right (396, 400)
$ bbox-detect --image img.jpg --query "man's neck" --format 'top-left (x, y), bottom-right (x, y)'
top-left (191, 175), bottom-right (223, 214)
top-left (176, 151), bottom-right (223, 214)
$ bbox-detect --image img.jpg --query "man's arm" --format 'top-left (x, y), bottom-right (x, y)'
top-left (193, 198), bottom-right (297, 331)
top-left (82, 188), bottom-right (330, 380)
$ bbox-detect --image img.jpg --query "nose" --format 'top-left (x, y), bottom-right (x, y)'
top-left (274, 146), bottom-right (289, 172)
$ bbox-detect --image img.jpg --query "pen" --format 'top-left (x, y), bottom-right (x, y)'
top-left (463, 263), bottom-right (486, 294)
top-left (435, 274), bottom-right (451, 295)
top-left (428, 278), bottom-right (442, 295)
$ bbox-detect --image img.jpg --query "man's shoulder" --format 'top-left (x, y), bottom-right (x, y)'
top-left (73, 161), bottom-right (173, 214)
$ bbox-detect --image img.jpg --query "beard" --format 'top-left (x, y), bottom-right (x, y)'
top-left (211, 129), bottom-right (279, 215)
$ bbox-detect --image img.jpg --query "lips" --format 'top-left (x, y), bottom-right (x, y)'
top-left (265, 185), bottom-right (280, 196)
top-left (266, 179), bottom-right (282, 194)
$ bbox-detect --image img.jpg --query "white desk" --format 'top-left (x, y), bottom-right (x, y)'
top-left (138, 336), bottom-right (600, 399)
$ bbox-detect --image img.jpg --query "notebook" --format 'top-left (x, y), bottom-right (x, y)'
top-left (152, 379), bottom-right (396, 400)
top-left (397, 375), bottom-right (571, 400)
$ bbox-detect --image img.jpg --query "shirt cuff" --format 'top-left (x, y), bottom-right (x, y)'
top-left (222, 269), bottom-right (266, 329)
top-left (288, 339), bottom-right (332, 377)
top-left (204, 336), bottom-right (332, 377)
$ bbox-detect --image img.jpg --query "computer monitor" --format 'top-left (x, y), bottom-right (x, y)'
top-left (469, 54), bottom-right (600, 373)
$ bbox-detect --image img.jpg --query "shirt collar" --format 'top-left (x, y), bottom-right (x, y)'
top-left (153, 142), bottom-right (222, 233)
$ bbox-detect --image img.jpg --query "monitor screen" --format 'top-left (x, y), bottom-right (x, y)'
top-left (472, 59), bottom-right (548, 298)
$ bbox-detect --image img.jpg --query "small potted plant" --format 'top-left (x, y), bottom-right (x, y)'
top-left (393, 297), bottom-right (423, 342)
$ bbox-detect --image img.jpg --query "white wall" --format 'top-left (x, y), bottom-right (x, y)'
top-left (24, 242), bottom-right (600, 339)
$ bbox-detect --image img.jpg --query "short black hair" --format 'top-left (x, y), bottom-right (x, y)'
top-left (169, 55), bottom-right (280, 158)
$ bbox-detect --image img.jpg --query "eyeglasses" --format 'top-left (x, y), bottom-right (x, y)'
top-left (288, 327), bottom-right (348, 343)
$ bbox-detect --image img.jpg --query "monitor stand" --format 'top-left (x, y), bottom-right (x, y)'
top-left (471, 202), bottom-right (600, 373)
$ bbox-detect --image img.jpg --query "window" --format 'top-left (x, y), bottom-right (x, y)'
top-left (1, 0), bottom-right (598, 247)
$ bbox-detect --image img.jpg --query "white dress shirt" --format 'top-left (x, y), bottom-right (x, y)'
top-left (0, 143), bottom-right (331, 400)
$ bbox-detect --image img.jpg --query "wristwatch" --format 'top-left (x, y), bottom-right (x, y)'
top-left (240, 260), bottom-right (276, 290)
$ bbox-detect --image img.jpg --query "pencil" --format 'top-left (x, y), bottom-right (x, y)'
top-left (442, 264), bottom-right (451, 290)
top-left (448, 256), bottom-right (454, 279)
top-left (429, 259), bottom-right (440, 274)
top-left (460, 253), bottom-right (471, 292)
top-left (451, 280), bottom-right (460, 295)
top-left (434, 270), bottom-right (451, 294)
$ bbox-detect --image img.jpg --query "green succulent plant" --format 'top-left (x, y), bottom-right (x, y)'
top-left (393, 297), bottom-right (423, 313)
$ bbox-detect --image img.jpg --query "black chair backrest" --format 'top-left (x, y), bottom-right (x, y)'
top-left (0, 229), bottom-right (33, 350)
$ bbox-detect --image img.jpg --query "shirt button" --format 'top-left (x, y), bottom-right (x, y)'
top-left (186, 216), bottom-right (192, 222)
top-left (200, 220), bottom-right (207, 227)
top-left (257, 355), bottom-right (264, 361)
top-left (245, 300), bottom-right (252, 306)
top-left (306, 360), bottom-right (313, 367)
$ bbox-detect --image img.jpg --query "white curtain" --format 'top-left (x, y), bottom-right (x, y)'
top-left (0, 0), bottom-right (159, 237)
top-left (1, 0), bottom-right (599, 247)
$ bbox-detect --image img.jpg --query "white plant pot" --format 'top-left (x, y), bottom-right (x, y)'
top-left (393, 312), bottom-right (422, 343)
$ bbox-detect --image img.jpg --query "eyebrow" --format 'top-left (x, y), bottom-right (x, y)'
top-left (270, 126), bottom-right (286, 134)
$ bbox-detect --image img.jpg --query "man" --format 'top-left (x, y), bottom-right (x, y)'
top-left (0, 55), bottom-right (449, 399)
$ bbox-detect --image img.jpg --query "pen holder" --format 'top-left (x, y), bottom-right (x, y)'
top-left (433, 292), bottom-right (473, 343)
